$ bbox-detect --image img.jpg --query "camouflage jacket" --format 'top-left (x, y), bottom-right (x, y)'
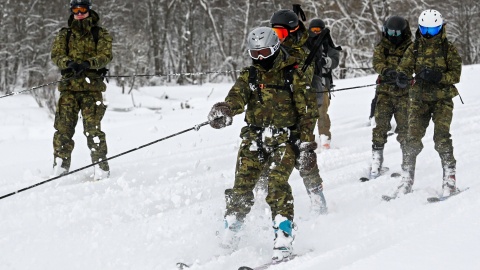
top-left (225, 50), bottom-right (318, 143)
top-left (51, 10), bottom-right (113, 92)
top-left (282, 25), bottom-right (316, 88)
top-left (397, 26), bottom-right (462, 101)
top-left (373, 28), bottom-right (413, 97)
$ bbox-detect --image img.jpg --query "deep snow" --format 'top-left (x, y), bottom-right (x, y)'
top-left (1, 65), bottom-right (479, 270)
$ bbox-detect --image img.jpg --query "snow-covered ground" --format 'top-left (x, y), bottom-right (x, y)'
top-left (1, 65), bottom-right (479, 270)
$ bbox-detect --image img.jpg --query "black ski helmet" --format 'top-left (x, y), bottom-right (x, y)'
top-left (309, 19), bottom-right (326, 30)
top-left (270, 9), bottom-right (299, 30)
top-left (384, 16), bottom-right (407, 33)
top-left (70, 0), bottom-right (92, 9)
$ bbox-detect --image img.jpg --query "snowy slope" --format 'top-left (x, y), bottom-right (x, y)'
top-left (0, 65), bottom-right (479, 270)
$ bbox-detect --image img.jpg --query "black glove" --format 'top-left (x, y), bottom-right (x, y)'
top-left (382, 68), bottom-right (398, 81)
top-left (416, 67), bottom-right (442, 83)
top-left (396, 72), bottom-right (409, 89)
top-left (66, 61), bottom-right (78, 72)
top-left (66, 61), bottom-right (90, 76)
top-left (208, 102), bottom-right (233, 129)
top-left (296, 141), bottom-right (318, 173)
top-left (78, 61), bottom-right (90, 72)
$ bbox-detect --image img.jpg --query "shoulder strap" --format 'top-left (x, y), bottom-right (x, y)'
top-left (248, 66), bottom-right (263, 104)
top-left (65, 29), bottom-right (72, 55)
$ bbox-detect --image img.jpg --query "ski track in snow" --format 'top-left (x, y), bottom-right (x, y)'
top-left (1, 65), bottom-right (480, 270)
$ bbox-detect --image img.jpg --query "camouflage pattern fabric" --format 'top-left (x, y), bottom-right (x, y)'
top-left (281, 23), bottom-right (326, 192)
top-left (373, 93), bottom-right (409, 148)
top-left (225, 131), bottom-right (296, 221)
top-left (373, 29), bottom-right (413, 97)
top-left (317, 92), bottom-right (331, 139)
top-left (371, 27), bottom-right (412, 148)
top-left (51, 10), bottom-right (112, 172)
top-left (397, 26), bottom-right (462, 169)
top-left (51, 10), bottom-right (113, 92)
top-left (222, 49), bottom-right (317, 221)
top-left (53, 91), bottom-right (109, 171)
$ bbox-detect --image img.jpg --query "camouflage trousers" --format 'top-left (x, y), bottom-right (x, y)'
top-left (403, 98), bottom-right (456, 170)
top-left (224, 130), bottom-right (296, 221)
top-left (53, 91), bottom-right (109, 171)
top-left (372, 93), bottom-right (409, 148)
top-left (317, 92), bottom-right (331, 139)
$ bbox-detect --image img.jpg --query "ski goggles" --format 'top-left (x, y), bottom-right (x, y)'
top-left (386, 28), bottom-right (402, 37)
top-left (419, 25), bottom-right (442, 36)
top-left (309, 27), bottom-right (322, 34)
top-left (272, 25), bottom-right (300, 40)
top-left (248, 42), bottom-right (280, 60)
top-left (71, 5), bottom-right (89, 15)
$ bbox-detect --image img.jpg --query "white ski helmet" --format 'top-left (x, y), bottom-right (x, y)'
top-left (246, 27), bottom-right (280, 59)
top-left (418, 9), bottom-right (443, 27)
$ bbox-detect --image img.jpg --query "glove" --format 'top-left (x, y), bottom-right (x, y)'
top-left (416, 67), bottom-right (442, 83)
top-left (78, 61), bottom-right (90, 72)
top-left (66, 61), bottom-right (90, 76)
top-left (66, 61), bottom-right (78, 72)
top-left (320, 57), bottom-right (332, 68)
top-left (296, 141), bottom-right (318, 173)
top-left (382, 68), bottom-right (398, 82)
top-left (208, 102), bottom-right (233, 129)
top-left (396, 72), bottom-right (409, 89)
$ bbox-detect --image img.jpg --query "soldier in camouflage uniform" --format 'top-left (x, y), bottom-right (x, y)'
top-left (392, 9), bottom-right (462, 198)
top-left (370, 16), bottom-right (413, 178)
top-left (208, 27), bottom-right (317, 261)
top-left (307, 18), bottom-right (341, 150)
top-left (50, 0), bottom-right (112, 180)
top-left (270, 9), bottom-right (327, 215)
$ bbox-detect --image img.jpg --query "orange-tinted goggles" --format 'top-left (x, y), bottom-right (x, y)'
top-left (310, 27), bottom-right (322, 34)
top-left (71, 6), bottom-right (89, 15)
top-left (272, 27), bottom-right (289, 40)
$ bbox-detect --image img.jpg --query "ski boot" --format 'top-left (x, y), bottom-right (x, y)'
top-left (51, 157), bottom-right (69, 177)
top-left (320, 135), bottom-right (331, 149)
top-left (272, 215), bottom-right (294, 262)
top-left (370, 144), bottom-right (384, 178)
top-left (308, 185), bottom-right (328, 215)
top-left (442, 166), bottom-right (459, 197)
top-left (220, 215), bottom-right (243, 250)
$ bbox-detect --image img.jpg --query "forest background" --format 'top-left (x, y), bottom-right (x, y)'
top-left (0, 0), bottom-right (478, 114)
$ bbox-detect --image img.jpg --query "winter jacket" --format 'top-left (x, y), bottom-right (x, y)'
top-left (397, 26), bottom-right (462, 101)
top-left (224, 49), bottom-right (318, 143)
top-left (373, 25), bottom-right (413, 97)
top-left (51, 10), bottom-right (113, 92)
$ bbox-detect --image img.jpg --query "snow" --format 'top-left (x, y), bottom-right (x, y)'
top-left (1, 65), bottom-right (480, 270)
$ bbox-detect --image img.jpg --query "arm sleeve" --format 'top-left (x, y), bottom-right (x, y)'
top-left (293, 69), bottom-right (318, 142)
top-left (51, 29), bottom-right (72, 70)
top-left (327, 45), bottom-right (340, 69)
top-left (396, 43), bottom-right (415, 76)
top-left (439, 43), bottom-right (462, 85)
top-left (87, 28), bottom-right (113, 69)
top-left (224, 70), bottom-right (251, 116)
top-left (372, 43), bottom-right (388, 75)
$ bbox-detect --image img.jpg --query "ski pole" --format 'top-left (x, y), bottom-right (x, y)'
top-left (104, 70), bottom-right (241, 79)
top-left (0, 78), bottom-right (69, 99)
top-left (315, 79), bottom-right (413, 94)
top-left (0, 120), bottom-right (211, 201)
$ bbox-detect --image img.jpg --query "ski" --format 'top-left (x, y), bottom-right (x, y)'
top-left (238, 254), bottom-right (300, 270)
top-left (427, 187), bottom-right (469, 203)
top-left (359, 167), bottom-right (389, 182)
top-left (176, 262), bottom-right (190, 269)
